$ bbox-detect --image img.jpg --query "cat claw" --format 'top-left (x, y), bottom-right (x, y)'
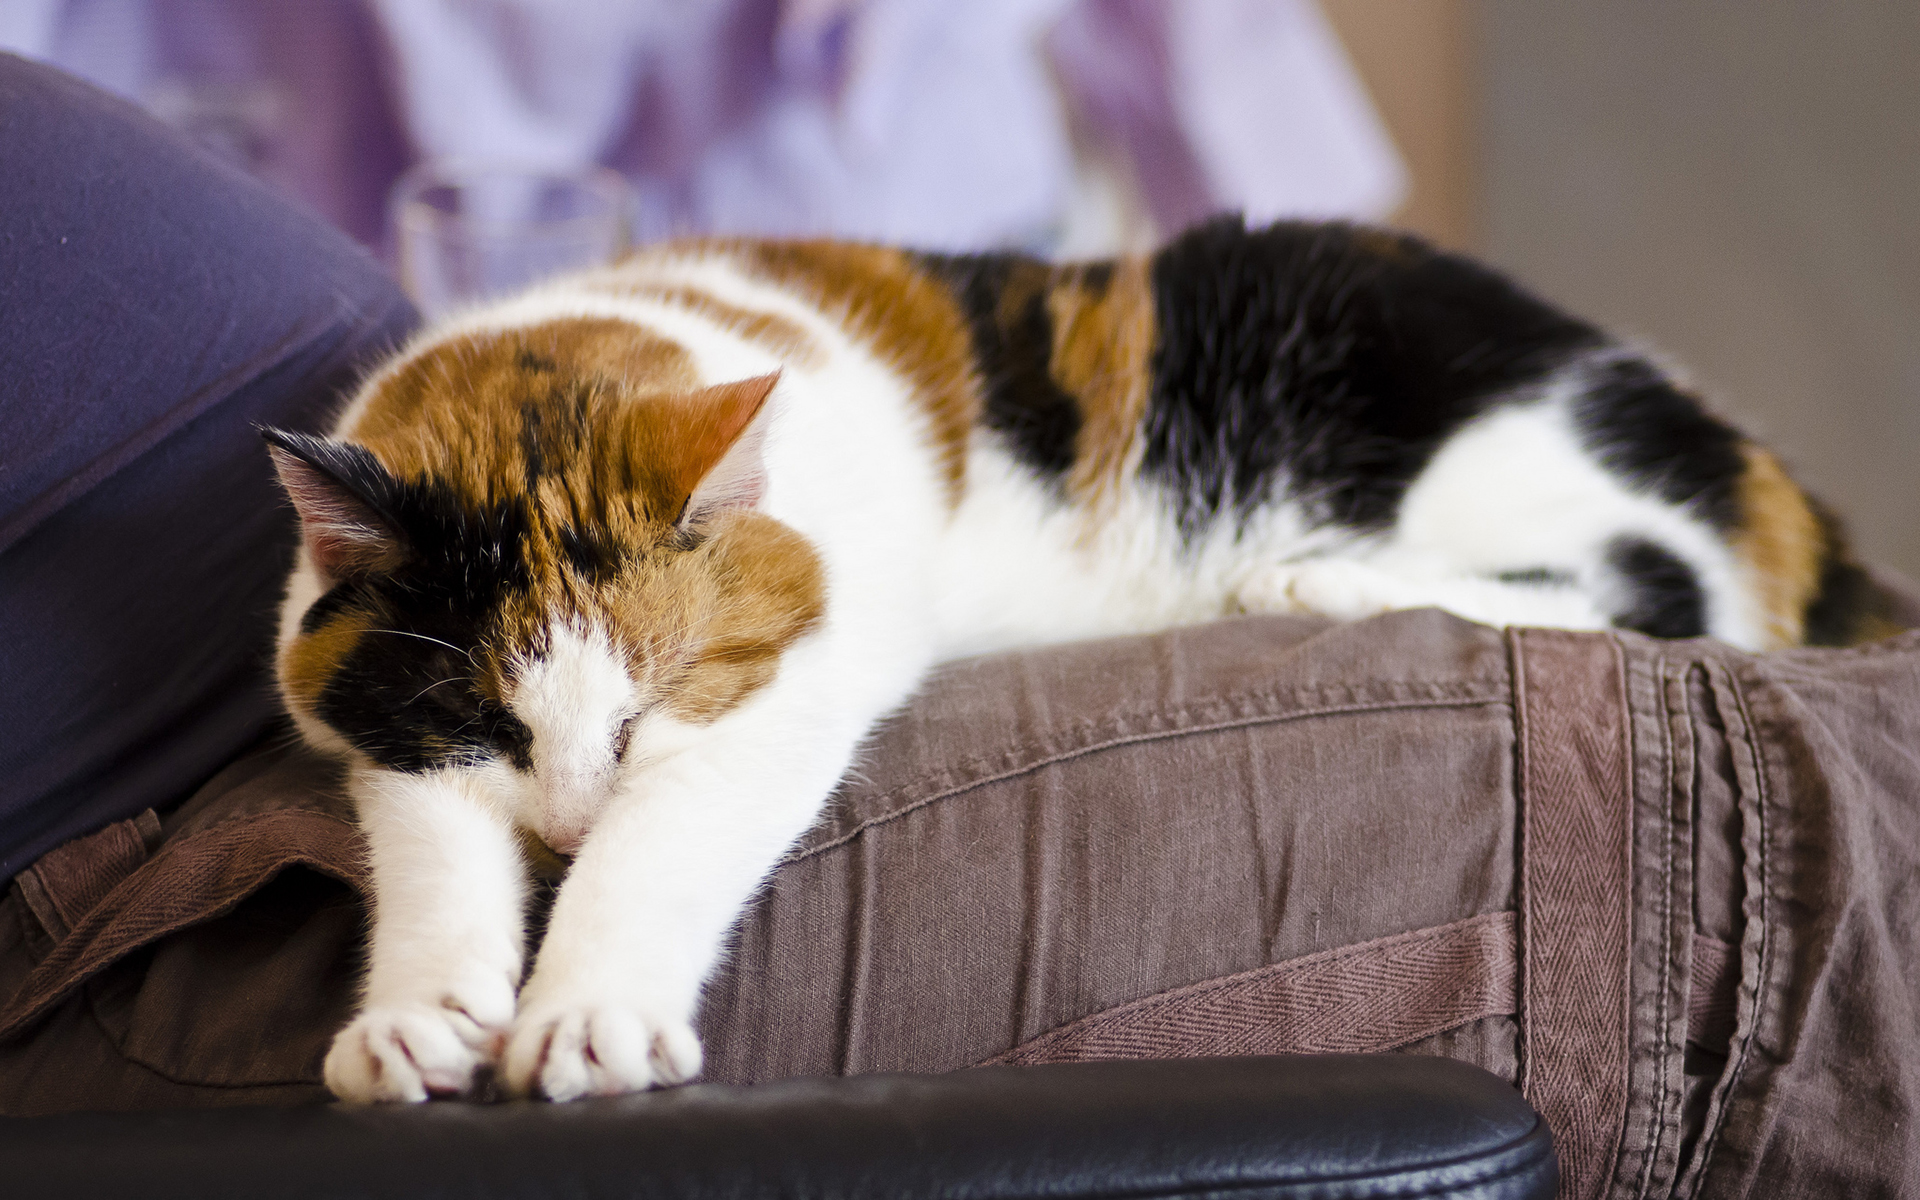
top-left (502, 1002), bottom-right (702, 1101)
top-left (324, 969), bottom-right (517, 1103)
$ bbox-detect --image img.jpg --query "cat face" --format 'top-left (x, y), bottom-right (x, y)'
top-left (268, 324), bottom-right (823, 853)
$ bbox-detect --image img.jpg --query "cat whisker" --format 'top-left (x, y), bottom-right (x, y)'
top-left (363, 628), bottom-right (474, 662)
top-left (405, 676), bottom-right (466, 706)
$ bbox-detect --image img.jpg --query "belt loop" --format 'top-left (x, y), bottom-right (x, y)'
top-left (1510, 628), bottom-right (1636, 1200)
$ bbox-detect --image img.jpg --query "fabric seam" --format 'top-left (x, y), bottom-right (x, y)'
top-left (788, 691), bottom-right (1505, 867)
top-left (1629, 655), bottom-right (1679, 1200)
top-left (982, 911), bottom-right (1515, 1064)
top-left (1677, 665), bottom-right (1768, 1198)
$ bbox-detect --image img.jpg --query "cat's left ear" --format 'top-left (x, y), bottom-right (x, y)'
top-left (260, 427), bottom-right (408, 580)
top-left (677, 371), bottom-right (781, 533)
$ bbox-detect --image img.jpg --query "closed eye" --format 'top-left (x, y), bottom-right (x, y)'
top-left (612, 714), bottom-right (638, 762)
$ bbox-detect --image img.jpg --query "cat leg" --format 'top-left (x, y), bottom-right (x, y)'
top-left (501, 712), bottom-right (850, 1100)
top-left (1238, 558), bottom-right (1611, 631)
top-left (324, 768), bottom-right (527, 1103)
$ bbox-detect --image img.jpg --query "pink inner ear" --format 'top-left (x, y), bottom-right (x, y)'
top-left (707, 372), bottom-right (779, 448)
top-left (268, 446), bottom-right (402, 579)
top-left (679, 372), bottom-right (780, 529)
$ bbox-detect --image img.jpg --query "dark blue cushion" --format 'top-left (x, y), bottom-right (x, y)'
top-left (0, 53), bottom-right (417, 880)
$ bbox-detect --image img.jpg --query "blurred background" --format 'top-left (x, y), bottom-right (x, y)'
top-left (3, 0), bottom-right (1915, 577)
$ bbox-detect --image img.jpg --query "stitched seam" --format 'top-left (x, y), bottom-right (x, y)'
top-left (883, 672), bottom-right (1508, 807)
top-left (1710, 671), bottom-right (1773, 1161)
top-left (0, 309), bottom-right (384, 555)
top-left (169, 806), bottom-right (360, 845)
top-left (1682, 666), bottom-right (1768, 1194)
top-left (787, 693), bottom-right (1504, 866)
top-left (898, 670), bottom-right (1505, 778)
top-left (1507, 628), bottom-right (1534, 1096)
top-left (1606, 633), bottom-right (1637, 1195)
top-left (990, 912), bottom-right (1514, 1056)
top-left (1632, 656), bottom-right (1678, 1200)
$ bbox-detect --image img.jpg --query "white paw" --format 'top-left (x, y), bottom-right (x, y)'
top-left (324, 972), bottom-right (517, 1104)
top-left (1238, 560), bottom-right (1406, 620)
top-left (502, 1000), bottom-right (702, 1101)
top-left (324, 1003), bottom-right (501, 1104)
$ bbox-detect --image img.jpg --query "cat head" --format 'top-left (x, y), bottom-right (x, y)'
top-left (266, 320), bottom-right (823, 854)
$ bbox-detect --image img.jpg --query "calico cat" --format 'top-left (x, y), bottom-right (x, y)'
top-left (267, 215), bottom-right (1874, 1103)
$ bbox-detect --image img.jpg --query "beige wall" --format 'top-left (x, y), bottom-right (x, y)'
top-left (1319, 0), bottom-right (1477, 252)
top-left (1477, 3), bottom-right (1920, 578)
top-left (1324, 1), bottom-right (1919, 578)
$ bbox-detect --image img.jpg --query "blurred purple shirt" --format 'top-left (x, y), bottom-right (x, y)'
top-left (2, 0), bottom-right (1402, 256)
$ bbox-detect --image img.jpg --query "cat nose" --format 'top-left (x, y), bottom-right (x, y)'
top-left (538, 774), bottom-right (605, 854)
top-left (543, 818), bottom-right (592, 857)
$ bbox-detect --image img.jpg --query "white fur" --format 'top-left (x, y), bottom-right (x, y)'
top-left (323, 766), bottom-right (525, 1102)
top-left (294, 253), bottom-right (1766, 1102)
top-left (505, 623), bottom-right (639, 854)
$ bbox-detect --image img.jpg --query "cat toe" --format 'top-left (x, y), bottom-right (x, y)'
top-left (504, 1003), bottom-right (701, 1101)
top-left (647, 1020), bottom-right (703, 1085)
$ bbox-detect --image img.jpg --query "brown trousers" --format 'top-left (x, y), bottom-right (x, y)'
top-left (5, 609), bottom-right (1920, 1200)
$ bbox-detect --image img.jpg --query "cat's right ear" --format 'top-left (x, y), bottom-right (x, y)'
top-left (675, 372), bottom-right (781, 533)
top-left (260, 428), bottom-right (407, 580)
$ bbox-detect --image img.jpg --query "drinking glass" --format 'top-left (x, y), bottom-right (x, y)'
top-left (390, 161), bottom-right (632, 318)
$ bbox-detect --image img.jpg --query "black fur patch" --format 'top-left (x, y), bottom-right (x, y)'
top-left (1077, 259), bottom-right (1116, 294)
top-left (1141, 216), bottom-right (1604, 542)
top-left (1803, 556), bottom-right (1878, 647)
top-left (1606, 536), bottom-right (1707, 638)
top-left (1570, 358), bottom-right (1744, 531)
top-left (518, 385), bottom-right (602, 492)
top-left (262, 427), bottom-right (408, 532)
top-left (912, 251), bottom-right (1082, 486)
top-left (558, 523), bottom-right (623, 581)
top-left (284, 449), bottom-right (543, 774)
top-left (1496, 567), bottom-right (1577, 587)
top-left (297, 582), bottom-right (360, 637)
top-left (1802, 499), bottom-right (1879, 646)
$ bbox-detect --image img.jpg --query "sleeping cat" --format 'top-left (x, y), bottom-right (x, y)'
top-left (266, 215), bottom-right (1873, 1103)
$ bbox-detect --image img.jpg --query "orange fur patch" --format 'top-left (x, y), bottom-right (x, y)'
top-left (587, 277), bottom-right (827, 369)
top-left (357, 317), bottom-right (699, 490)
top-left (721, 239), bottom-right (981, 503)
top-left (646, 513), bottom-right (826, 724)
top-left (472, 508), bottom-right (823, 727)
top-left (280, 608), bottom-right (371, 713)
top-left (1733, 443), bottom-right (1824, 648)
top-left (1048, 259), bottom-right (1155, 513)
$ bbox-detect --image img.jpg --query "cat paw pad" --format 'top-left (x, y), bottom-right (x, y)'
top-left (503, 1002), bottom-right (701, 1101)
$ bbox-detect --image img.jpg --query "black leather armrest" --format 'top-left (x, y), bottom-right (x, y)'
top-left (0, 1054), bottom-right (1555, 1199)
